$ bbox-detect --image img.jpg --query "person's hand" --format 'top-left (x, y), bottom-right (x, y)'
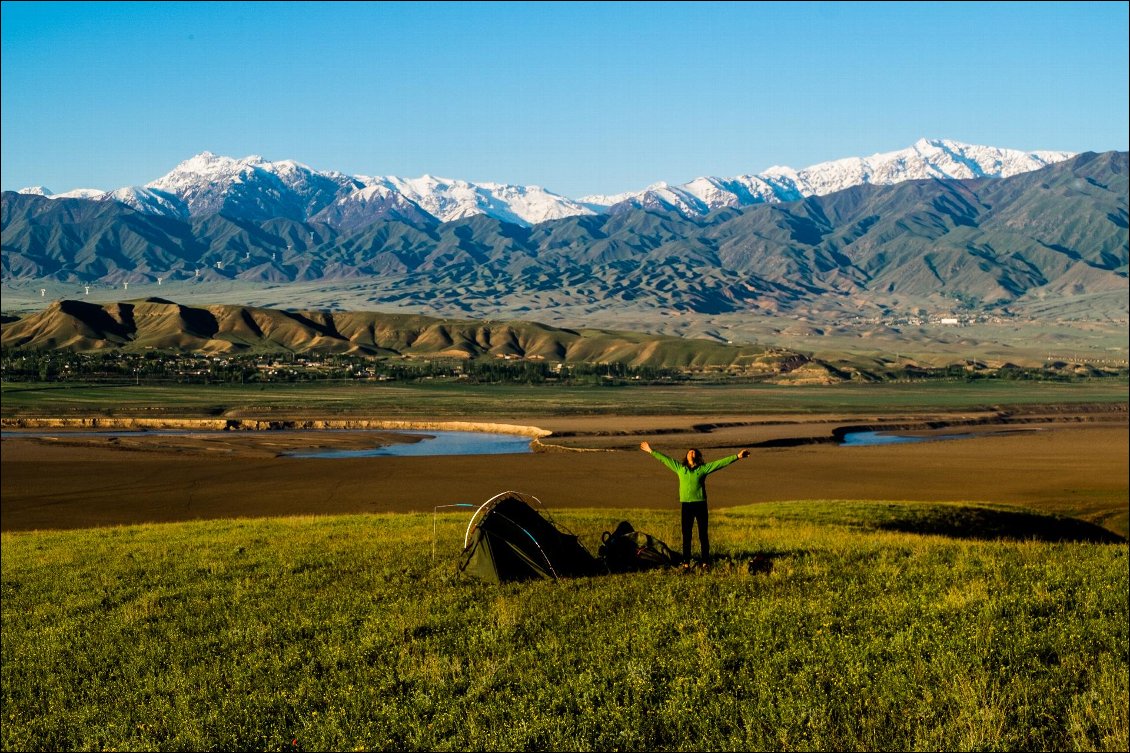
top-left (640, 441), bottom-right (652, 453)
top-left (738, 449), bottom-right (751, 459)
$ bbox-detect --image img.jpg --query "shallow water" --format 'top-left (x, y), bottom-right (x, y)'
top-left (1, 429), bottom-right (535, 457)
top-left (283, 430), bottom-right (534, 458)
top-left (839, 430), bottom-right (976, 447)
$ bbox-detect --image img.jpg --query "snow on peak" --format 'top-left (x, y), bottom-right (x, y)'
top-left (108, 186), bottom-right (189, 219)
top-left (16, 185), bottom-right (108, 201)
top-left (356, 174), bottom-right (595, 225)
top-left (584, 139), bottom-right (1076, 215)
top-left (14, 139), bottom-right (1080, 227)
top-left (151, 152), bottom-right (260, 186)
top-left (34, 187), bottom-right (109, 200)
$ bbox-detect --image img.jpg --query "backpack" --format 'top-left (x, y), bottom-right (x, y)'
top-left (598, 521), bottom-right (682, 572)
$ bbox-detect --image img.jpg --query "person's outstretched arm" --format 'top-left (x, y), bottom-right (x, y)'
top-left (701, 448), bottom-right (751, 474)
top-left (640, 442), bottom-right (682, 473)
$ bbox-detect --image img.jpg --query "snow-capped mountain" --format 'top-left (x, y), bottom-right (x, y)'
top-left (18, 186), bottom-right (109, 200)
top-left (107, 186), bottom-right (190, 219)
top-left (143, 152), bottom-right (361, 222)
top-left (356, 175), bottom-right (596, 226)
top-left (14, 139), bottom-right (1076, 228)
top-left (580, 139), bottom-right (1075, 215)
top-left (581, 174), bottom-right (800, 217)
top-left (309, 184), bottom-right (437, 231)
top-left (16, 186), bottom-right (53, 197)
top-left (5, 151), bottom-right (1125, 323)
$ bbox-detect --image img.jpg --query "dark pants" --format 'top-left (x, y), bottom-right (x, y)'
top-left (681, 501), bottom-right (709, 563)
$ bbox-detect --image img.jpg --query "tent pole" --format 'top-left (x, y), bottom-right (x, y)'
top-left (432, 503), bottom-right (476, 569)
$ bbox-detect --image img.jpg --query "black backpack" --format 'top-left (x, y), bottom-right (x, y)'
top-left (598, 521), bottom-right (682, 572)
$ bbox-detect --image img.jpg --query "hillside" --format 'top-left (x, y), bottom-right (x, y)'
top-left (0, 297), bottom-right (819, 374)
top-left (2, 502), bottom-right (1125, 751)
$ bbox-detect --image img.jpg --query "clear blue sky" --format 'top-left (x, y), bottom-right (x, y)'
top-left (2, 1), bottom-right (1127, 197)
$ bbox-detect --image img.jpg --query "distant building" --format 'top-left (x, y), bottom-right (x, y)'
top-left (940, 317), bottom-right (960, 325)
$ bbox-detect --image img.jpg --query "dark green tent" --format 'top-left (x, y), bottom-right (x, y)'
top-left (458, 491), bottom-right (602, 583)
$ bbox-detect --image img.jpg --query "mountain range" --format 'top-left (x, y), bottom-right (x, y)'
top-left (14, 139), bottom-right (1074, 228)
top-left (3, 150), bottom-right (1126, 326)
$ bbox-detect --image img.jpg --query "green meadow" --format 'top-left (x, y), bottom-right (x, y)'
top-left (3, 501), bottom-right (1126, 752)
top-left (3, 378), bottom-right (1128, 418)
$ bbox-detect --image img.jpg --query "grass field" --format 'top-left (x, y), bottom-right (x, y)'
top-left (2, 501), bottom-right (1126, 751)
top-left (3, 378), bottom-right (1128, 419)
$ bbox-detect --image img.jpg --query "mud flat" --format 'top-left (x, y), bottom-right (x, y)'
top-left (2, 405), bottom-right (1126, 536)
top-left (0, 429), bottom-right (435, 459)
top-left (0, 418), bottom-right (550, 459)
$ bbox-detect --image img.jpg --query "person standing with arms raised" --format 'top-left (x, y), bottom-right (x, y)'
top-left (640, 442), bottom-right (751, 569)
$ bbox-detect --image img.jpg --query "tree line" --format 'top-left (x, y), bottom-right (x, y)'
top-left (0, 350), bottom-right (687, 386)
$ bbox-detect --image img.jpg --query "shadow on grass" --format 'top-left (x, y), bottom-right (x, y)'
top-left (588, 549), bottom-right (803, 578)
top-left (871, 506), bottom-right (1126, 544)
top-left (702, 549), bottom-right (812, 576)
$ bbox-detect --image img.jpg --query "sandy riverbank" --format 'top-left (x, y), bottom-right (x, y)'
top-left (2, 406), bottom-right (1126, 535)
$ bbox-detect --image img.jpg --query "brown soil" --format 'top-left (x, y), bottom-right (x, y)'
top-left (3, 408), bottom-right (1126, 536)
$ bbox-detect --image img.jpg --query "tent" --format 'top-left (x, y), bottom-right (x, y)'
top-left (458, 491), bottom-right (603, 583)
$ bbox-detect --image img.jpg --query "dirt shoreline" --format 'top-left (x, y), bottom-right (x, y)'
top-left (2, 406), bottom-right (1127, 536)
top-left (5, 403), bottom-right (1124, 453)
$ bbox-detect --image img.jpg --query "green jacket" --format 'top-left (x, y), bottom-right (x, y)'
top-left (649, 450), bottom-right (740, 503)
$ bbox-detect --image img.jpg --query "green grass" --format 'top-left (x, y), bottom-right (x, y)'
top-left (3, 501), bottom-right (1126, 751)
top-left (2, 378), bottom-right (1127, 419)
